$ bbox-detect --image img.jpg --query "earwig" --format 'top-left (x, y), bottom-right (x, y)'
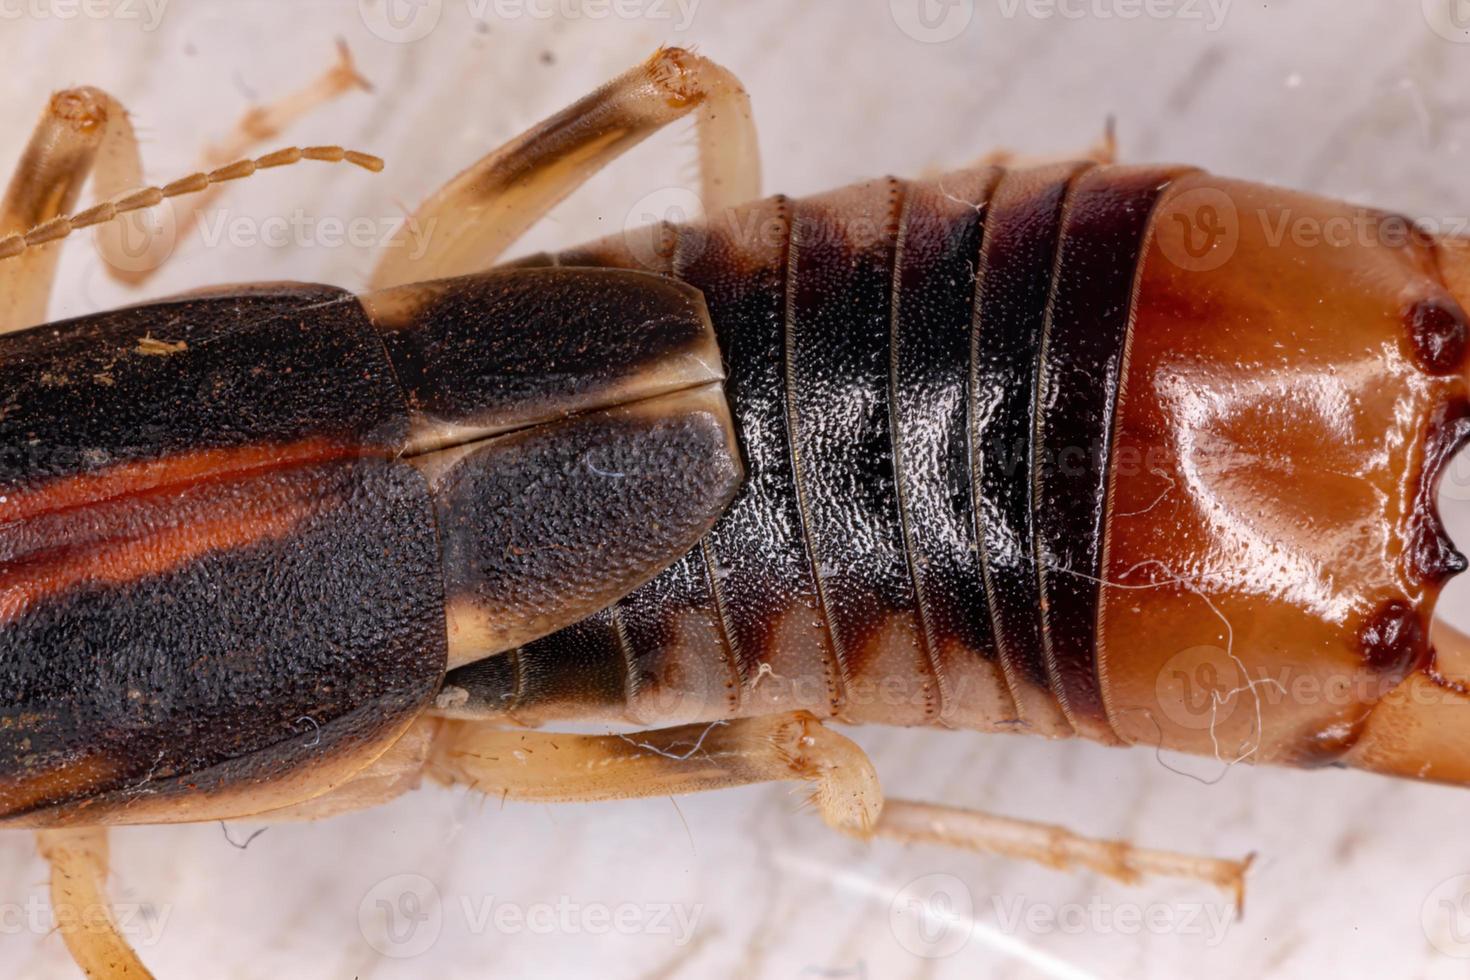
top-left (0, 46), bottom-right (1466, 978)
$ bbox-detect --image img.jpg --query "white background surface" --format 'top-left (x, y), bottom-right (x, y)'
top-left (1, 1), bottom-right (1470, 977)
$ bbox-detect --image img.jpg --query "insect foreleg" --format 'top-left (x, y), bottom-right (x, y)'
top-left (370, 47), bottom-right (760, 289)
top-left (34, 827), bottom-right (153, 980)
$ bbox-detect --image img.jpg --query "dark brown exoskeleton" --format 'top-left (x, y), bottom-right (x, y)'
top-left (0, 47), bottom-right (1468, 978)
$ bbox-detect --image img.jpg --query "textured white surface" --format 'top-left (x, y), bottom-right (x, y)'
top-left (1, 2), bottom-right (1470, 978)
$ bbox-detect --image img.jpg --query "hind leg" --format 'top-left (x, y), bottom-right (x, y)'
top-left (425, 711), bottom-right (1249, 901)
top-left (427, 712), bottom-right (880, 834)
top-left (871, 799), bottom-right (1249, 908)
top-left (369, 47), bottom-right (761, 289)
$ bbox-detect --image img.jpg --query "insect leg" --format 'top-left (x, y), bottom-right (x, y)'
top-left (429, 712), bottom-right (1248, 901)
top-left (872, 800), bottom-right (1251, 908)
top-left (0, 44), bottom-right (369, 335)
top-left (34, 827), bottom-right (155, 980)
top-left (89, 41), bottom-right (371, 287)
top-left (369, 47), bottom-right (760, 289)
top-left (971, 118), bottom-right (1118, 169)
top-left (426, 712), bottom-right (880, 835)
top-left (0, 86), bottom-right (121, 334)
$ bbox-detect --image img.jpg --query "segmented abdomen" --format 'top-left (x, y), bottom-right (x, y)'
top-left (444, 162), bottom-right (1197, 737)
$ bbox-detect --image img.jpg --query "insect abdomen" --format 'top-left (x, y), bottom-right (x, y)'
top-left (443, 164), bottom-right (1169, 733)
top-left (447, 164), bottom-right (1470, 768)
